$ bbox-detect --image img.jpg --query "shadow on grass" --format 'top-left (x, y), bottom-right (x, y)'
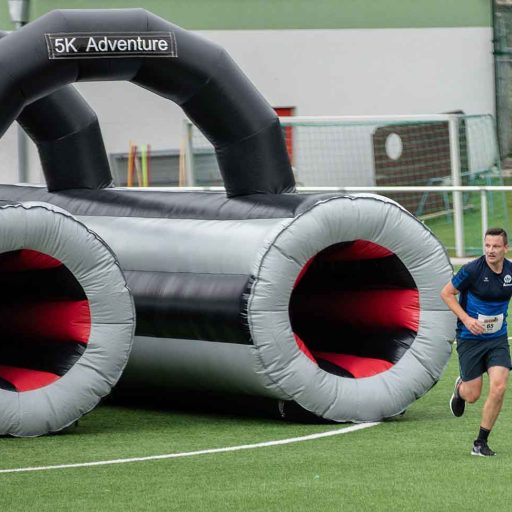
top-left (106, 387), bottom-right (334, 425)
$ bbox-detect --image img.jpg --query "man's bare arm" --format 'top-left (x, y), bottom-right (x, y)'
top-left (440, 281), bottom-right (485, 336)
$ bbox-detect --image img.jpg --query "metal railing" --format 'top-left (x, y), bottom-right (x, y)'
top-left (121, 184), bottom-right (512, 257)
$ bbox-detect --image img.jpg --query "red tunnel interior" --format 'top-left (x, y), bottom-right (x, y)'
top-left (0, 249), bottom-right (91, 392)
top-left (289, 240), bottom-right (419, 378)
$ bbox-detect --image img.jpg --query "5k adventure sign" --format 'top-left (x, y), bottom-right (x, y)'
top-left (45, 32), bottom-right (178, 59)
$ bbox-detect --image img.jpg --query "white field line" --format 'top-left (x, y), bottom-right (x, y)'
top-left (0, 422), bottom-right (380, 474)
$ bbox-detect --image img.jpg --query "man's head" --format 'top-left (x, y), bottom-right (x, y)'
top-left (484, 227), bottom-right (509, 267)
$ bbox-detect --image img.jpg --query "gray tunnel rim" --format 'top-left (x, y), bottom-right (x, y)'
top-left (0, 201), bottom-right (135, 437)
top-left (247, 193), bottom-right (454, 422)
top-left (0, 9), bottom-right (295, 196)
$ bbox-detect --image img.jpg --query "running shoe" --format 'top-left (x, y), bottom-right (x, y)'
top-left (449, 376), bottom-right (465, 417)
top-left (471, 441), bottom-right (496, 457)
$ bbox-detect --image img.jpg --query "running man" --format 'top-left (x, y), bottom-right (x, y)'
top-left (440, 227), bottom-right (512, 457)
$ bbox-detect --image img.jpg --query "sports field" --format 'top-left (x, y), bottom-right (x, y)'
top-left (422, 177), bottom-right (512, 256)
top-left (1, 350), bottom-right (512, 512)
top-left (424, 188), bottom-right (510, 256)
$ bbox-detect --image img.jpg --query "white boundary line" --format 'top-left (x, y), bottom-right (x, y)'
top-left (0, 422), bottom-right (380, 474)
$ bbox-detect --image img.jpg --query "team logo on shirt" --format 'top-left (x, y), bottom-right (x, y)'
top-left (504, 274), bottom-right (512, 286)
top-left (484, 276), bottom-right (489, 282)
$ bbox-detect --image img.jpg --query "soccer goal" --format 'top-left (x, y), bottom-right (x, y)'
top-left (180, 113), bottom-right (507, 256)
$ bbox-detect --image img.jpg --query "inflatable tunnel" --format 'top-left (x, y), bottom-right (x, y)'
top-left (0, 10), bottom-right (455, 436)
top-left (0, 201), bottom-right (135, 436)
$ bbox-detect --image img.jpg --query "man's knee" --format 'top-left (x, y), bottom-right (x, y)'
top-left (488, 366), bottom-right (510, 401)
top-left (461, 383), bottom-right (481, 403)
top-left (490, 381), bottom-right (508, 401)
top-left (464, 389), bottom-right (481, 403)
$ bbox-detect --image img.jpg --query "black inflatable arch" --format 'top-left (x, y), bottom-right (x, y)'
top-left (0, 29), bottom-right (112, 190)
top-left (0, 9), bottom-right (295, 196)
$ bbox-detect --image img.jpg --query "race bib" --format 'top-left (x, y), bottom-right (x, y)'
top-left (478, 313), bottom-right (504, 334)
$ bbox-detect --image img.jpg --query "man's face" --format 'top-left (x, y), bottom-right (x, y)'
top-left (484, 234), bottom-right (508, 266)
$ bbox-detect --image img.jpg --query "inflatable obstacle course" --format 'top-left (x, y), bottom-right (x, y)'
top-left (0, 9), bottom-right (455, 435)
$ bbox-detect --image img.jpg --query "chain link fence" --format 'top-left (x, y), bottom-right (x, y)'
top-left (494, 1), bottom-right (512, 159)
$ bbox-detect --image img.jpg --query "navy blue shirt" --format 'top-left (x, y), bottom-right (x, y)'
top-left (452, 256), bottom-right (512, 340)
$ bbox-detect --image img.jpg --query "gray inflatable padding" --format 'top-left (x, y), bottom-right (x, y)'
top-left (96, 193), bottom-right (453, 422)
top-left (247, 194), bottom-right (454, 421)
top-left (0, 192), bottom-right (455, 423)
top-left (0, 202), bottom-right (135, 436)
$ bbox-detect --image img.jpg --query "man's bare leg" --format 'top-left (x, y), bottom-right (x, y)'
top-left (458, 376), bottom-right (483, 404)
top-left (481, 366), bottom-right (509, 430)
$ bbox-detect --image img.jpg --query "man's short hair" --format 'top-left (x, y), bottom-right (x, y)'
top-left (485, 227), bottom-right (508, 246)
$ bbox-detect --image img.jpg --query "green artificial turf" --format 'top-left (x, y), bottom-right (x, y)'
top-left (1, 351), bottom-right (512, 512)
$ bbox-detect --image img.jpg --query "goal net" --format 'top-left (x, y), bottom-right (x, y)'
top-left (182, 113), bottom-right (507, 255)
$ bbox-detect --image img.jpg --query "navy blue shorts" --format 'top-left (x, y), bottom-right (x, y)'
top-left (456, 335), bottom-right (512, 381)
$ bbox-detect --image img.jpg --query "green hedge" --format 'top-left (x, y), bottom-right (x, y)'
top-left (0, 0), bottom-right (492, 31)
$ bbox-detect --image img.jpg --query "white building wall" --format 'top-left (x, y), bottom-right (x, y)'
top-left (0, 26), bottom-right (495, 184)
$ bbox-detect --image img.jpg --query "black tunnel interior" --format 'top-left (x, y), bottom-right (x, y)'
top-left (289, 240), bottom-right (419, 378)
top-left (0, 249), bottom-right (90, 392)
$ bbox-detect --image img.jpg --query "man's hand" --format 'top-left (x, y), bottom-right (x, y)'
top-left (463, 316), bottom-right (485, 336)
